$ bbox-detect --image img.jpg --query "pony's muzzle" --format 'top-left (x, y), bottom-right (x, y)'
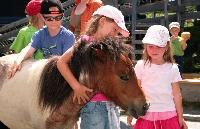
top-left (142, 102), bottom-right (149, 115)
top-left (129, 102), bottom-right (149, 119)
top-left (138, 102), bottom-right (149, 117)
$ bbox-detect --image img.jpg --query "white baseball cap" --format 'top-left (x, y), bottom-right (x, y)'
top-left (169, 22), bottom-right (180, 30)
top-left (93, 5), bottom-right (129, 37)
top-left (142, 25), bottom-right (170, 47)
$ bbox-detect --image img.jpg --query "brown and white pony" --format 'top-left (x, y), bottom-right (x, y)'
top-left (0, 38), bottom-right (148, 129)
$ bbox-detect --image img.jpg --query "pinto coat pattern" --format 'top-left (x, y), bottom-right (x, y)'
top-left (0, 38), bottom-right (148, 129)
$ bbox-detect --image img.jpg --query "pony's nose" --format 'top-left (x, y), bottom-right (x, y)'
top-left (143, 103), bottom-right (150, 114)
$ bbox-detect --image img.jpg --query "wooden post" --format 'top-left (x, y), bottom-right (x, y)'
top-left (114, 0), bottom-right (118, 7)
top-left (177, 0), bottom-right (181, 24)
top-left (131, 0), bottom-right (137, 52)
top-left (177, 0), bottom-right (184, 31)
top-left (164, 0), bottom-right (169, 27)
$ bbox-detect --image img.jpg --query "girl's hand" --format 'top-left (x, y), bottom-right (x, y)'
top-left (171, 35), bottom-right (177, 40)
top-left (7, 61), bottom-right (22, 79)
top-left (179, 117), bottom-right (188, 129)
top-left (182, 37), bottom-right (189, 42)
top-left (73, 84), bottom-right (93, 104)
top-left (127, 116), bottom-right (133, 126)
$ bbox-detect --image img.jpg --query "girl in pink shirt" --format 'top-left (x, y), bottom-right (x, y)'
top-left (127, 25), bottom-right (188, 129)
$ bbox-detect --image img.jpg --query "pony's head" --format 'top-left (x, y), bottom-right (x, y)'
top-left (39, 38), bottom-right (148, 119)
top-left (71, 38), bottom-right (148, 118)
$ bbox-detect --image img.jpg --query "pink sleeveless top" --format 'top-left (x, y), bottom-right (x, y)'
top-left (81, 35), bottom-right (109, 102)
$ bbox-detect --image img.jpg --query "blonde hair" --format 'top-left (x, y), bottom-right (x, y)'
top-left (84, 15), bottom-right (114, 36)
top-left (28, 15), bottom-right (43, 29)
top-left (142, 41), bottom-right (174, 65)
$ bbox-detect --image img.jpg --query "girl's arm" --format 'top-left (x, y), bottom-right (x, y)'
top-left (172, 82), bottom-right (188, 129)
top-left (137, 79), bottom-right (141, 87)
top-left (127, 115), bottom-right (133, 126)
top-left (8, 45), bottom-right (36, 78)
top-left (57, 47), bottom-right (93, 104)
top-left (181, 38), bottom-right (187, 50)
top-left (15, 45), bottom-right (36, 64)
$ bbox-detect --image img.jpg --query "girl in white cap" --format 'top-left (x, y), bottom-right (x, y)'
top-left (57, 5), bottom-right (129, 129)
top-left (127, 25), bottom-right (187, 129)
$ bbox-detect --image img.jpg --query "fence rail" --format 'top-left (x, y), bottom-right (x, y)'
top-left (0, 18), bottom-right (28, 35)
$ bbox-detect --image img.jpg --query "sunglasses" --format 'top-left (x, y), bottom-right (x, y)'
top-left (43, 15), bottom-right (63, 22)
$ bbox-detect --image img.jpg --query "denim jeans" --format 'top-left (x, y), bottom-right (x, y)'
top-left (80, 101), bottom-right (120, 129)
top-left (173, 55), bottom-right (184, 75)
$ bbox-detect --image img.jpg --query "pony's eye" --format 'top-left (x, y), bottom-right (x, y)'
top-left (120, 75), bottom-right (129, 81)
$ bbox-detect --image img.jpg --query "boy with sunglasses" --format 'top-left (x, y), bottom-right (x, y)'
top-left (8, 0), bottom-right (75, 78)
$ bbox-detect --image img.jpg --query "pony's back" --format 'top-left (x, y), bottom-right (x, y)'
top-left (0, 55), bottom-right (49, 129)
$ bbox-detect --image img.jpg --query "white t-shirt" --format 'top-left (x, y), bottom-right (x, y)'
top-left (134, 60), bottom-right (182, 112)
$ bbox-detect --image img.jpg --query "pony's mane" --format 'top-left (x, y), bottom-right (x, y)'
top-left (38, 57), bottom-right (71, 112)
top-left (38, 38), bottom-right (134, 112)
